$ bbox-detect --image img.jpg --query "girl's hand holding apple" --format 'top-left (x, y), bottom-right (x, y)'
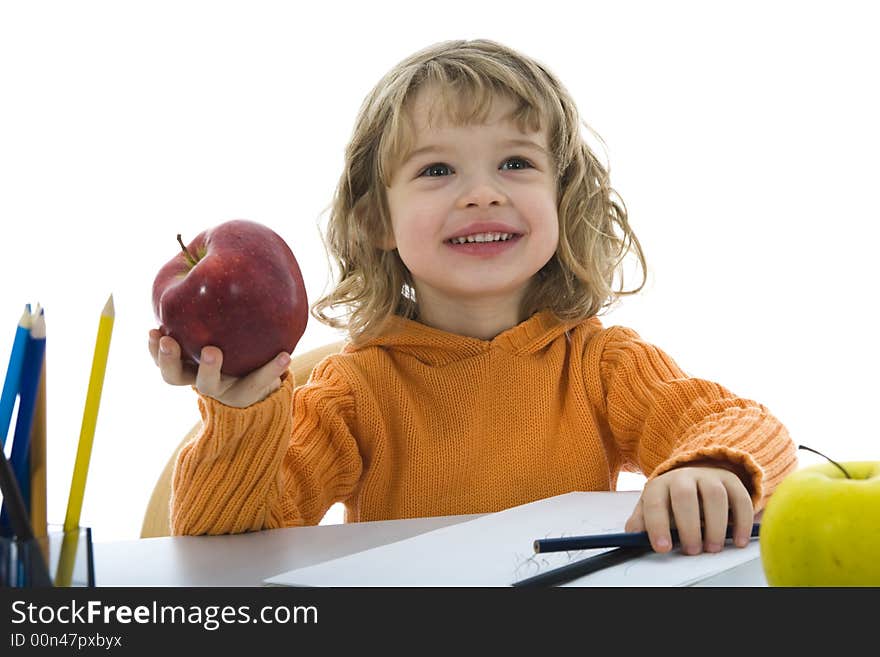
top-left (148, 329), bottom-right (291, 408)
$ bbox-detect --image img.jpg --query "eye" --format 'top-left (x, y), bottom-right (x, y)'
top-left (500, 157), bottom-right (534, 171)
top-left (419, 163), bottom-right (454, 177)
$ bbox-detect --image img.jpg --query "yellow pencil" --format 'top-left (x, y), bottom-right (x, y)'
top-left (63, 294), bottom-right (114, 532)
top-left (56, 296), bottom-right (113, 586)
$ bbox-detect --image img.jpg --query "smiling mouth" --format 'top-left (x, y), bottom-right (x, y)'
top-left (445, 232), bottom-right (522, 245)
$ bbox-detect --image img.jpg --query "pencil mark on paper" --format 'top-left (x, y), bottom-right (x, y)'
top-left (512, 548), bottom-right (591, 579)
top-left (511, 524), bottom-right (624, 580)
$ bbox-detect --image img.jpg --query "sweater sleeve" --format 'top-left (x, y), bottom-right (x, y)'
top-left (170, 358), bottom-right (362, 535)
top-left (591, 326), bottom-right (797, 511)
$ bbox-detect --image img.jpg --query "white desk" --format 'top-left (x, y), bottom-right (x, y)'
top-left (93, 514), bottom-right (767, 587)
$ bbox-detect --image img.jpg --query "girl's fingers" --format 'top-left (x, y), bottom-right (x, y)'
top-left (195, 346), bottom-right (224, 398)
top-left (157, 336), bottom-right (196, 386)
top-left (668, 478), bottom-right (702, 555)
top-left (148, 330), bottom-right (161, 364)
top-left (696, 476), bottom-right (729, 552)
top-left (639, 485), bottom-right (674, 553)
top-left (226, 353), bottom-right (291, 408)
top-left (637, 467), bottom-right (757, 556)
top-left (624, 498), bottom-right (646, 533)
top-left (724, 476), bottom-right (755, 547)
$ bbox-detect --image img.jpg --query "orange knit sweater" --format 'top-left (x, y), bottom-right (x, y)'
top-left (170, 310), bottom-right (797, 535)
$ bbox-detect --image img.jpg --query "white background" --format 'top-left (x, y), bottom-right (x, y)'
top-left (1, 1), bottom-right (877, 542)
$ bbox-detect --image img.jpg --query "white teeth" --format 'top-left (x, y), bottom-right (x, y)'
top-left (449, 232), bottom-right (514, 244)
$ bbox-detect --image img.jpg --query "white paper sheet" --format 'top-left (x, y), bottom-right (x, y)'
top-left (263, 491), bottom-right (761, 587)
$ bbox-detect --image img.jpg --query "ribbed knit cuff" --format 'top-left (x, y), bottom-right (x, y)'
top-left (171, 377), bottom-right (296, 534)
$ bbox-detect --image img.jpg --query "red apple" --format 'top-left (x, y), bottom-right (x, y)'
top-left (152, 219), bottom-right (308, 377)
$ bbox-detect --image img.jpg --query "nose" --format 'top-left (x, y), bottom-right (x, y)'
top-left (456, 175), bottom-right (509, 209)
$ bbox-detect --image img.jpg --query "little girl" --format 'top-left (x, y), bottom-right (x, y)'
top-left (148, 39), bottom-right (796, 556)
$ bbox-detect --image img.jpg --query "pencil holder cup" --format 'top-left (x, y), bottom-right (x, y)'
top-left (0, 525), bottom-right (94, 587)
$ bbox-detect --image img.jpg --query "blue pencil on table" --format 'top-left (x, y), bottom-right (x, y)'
top-left (0, 305), bottom-right (32, 449)
top-left (533, 523), bottom-right (761, 553)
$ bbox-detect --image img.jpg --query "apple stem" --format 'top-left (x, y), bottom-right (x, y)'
top-left (177, 234), bottom-right (198, 268)
top-left (798, 444), bottom-right (852, 479)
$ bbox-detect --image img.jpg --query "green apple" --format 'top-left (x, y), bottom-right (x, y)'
top-left (760, 460), bottom-right (880, 586)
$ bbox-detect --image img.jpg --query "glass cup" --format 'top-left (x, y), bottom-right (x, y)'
top-left (0, 525), bottom-right (94, 587)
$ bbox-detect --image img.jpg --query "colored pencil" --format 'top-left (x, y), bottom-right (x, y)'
top-left (29, 328), bottom-right (48, 540)
top-left (54, 526), bottom-right (80, 587)
top-left (512, 546), bottom-right (651, 587)
top-left (56, 296), bottom-right (113, 586)
top-left (0, 306), bottom-right (32, 449)
top-left (7, 307), bottom-right (46, 513)
top-left (63, 294), bottom-right (114, 532)
top-left (0, 439), bottom-right (53, 585)
top-left (533, 523), bottom-right (761, 553)
top-left (0, 444), bottom-right (33, 539)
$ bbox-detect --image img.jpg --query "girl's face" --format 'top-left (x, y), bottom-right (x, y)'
top-left (385, 88), bottom-right (559, 322)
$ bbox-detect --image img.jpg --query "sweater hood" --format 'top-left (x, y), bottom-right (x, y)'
top-left (348, 310), bottom-right (602, 367)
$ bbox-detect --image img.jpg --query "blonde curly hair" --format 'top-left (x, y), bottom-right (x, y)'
top-left (312, 39), bottom-right (646, 344)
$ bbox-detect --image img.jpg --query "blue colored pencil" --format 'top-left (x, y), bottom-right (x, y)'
top-left (0, 306), bottom-right (32, 449)
top-left (8, 308), bottom-right (47, 512)
top-left (533, 522), bottom-right (761, 553)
